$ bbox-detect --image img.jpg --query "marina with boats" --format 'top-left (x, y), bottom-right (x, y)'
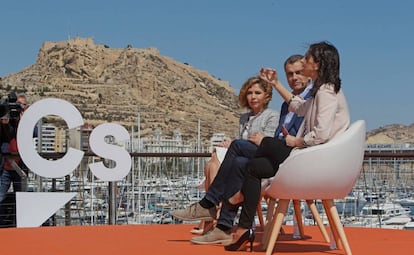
top-left (1, 125), bottom-right (414, 231)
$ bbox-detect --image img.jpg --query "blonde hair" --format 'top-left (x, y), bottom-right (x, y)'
top-left (238, 77), bottom-right (272, 109)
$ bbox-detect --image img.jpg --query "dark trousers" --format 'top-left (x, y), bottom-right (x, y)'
top-left (238, 137), bottom-right (292, 228)
top-left (204, 139), bottom-right (258, 228)
top-left (0, 170), bottom-right (24, 227)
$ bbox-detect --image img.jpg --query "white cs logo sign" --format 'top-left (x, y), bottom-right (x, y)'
top-left (17, 98), bottom-right (131, 181)
top-left (15, 98), bottom-right (132, 227)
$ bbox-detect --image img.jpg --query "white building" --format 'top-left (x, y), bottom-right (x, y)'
top-left (33, 125), bottom-right (66, 153)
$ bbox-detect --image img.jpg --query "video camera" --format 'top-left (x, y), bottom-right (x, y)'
top-left (0, 92), bottom-right (23, 120)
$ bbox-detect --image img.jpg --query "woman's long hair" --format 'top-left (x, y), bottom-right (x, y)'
top-left (306, 41), bottom-right (341, 97)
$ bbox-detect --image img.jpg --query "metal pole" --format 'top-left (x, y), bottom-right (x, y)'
top-left (197, 118), bottom-right (201, 198)
top-left (65, 175), bottom-right (71, 226)
top-left (131, 126), bottom-right (135, 221)
top-left (108, 135), bottom-right (117, 225)
top-left (137, 113), bottom-right (142, 224)
top-left (37, 119), bottom-right (43, 191)
top-left (108, 181), bottom-right (117, 225)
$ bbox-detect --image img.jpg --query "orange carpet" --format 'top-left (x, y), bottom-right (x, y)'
top-left (1, 224), bottom-right (413, 255)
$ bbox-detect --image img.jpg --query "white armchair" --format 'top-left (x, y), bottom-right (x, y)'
top-left (262, 120), bottom-right (366, 255)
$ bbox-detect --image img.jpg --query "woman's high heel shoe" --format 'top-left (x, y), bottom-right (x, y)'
top-left (224, 229), bottom-right (255, 252)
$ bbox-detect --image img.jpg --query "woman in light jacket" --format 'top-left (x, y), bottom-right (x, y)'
top-left (192, 76), bottom-right (278, 235)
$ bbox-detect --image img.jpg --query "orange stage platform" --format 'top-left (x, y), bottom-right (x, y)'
top-left (1, 224), bottom-right (413, 255)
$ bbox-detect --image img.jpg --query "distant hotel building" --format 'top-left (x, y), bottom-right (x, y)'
top-left (33, 125), bottom-right (67, 153)
top-left (128, 129), bottom-right (193, 153)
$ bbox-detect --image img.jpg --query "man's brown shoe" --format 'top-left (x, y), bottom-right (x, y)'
top-left (190, 220), bottom-right (216, 235)
top-left (171, 202), bottom-right (216, 221)
top-left (191, 227), bottom-right (232, 245)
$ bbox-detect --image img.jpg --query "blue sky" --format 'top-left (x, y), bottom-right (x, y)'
top-left (1, 0), bottom-right (413, 131)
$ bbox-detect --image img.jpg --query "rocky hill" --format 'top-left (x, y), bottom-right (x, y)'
top-left (366, 123), bottom-right (414, 144)
top-left (0, 37), bottom-right (412, 145)
top-left (0, 37), bottom-right (243, 144)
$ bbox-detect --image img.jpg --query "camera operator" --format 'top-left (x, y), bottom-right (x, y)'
top-left (0, 93), bottom-right (29, 226)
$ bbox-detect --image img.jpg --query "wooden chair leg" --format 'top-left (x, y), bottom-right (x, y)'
top-left (324, 199), bottom-right (352, 255)
top-left (257, 195), bottom-right (265, 229)
top-left (292, 200), bottom-right (305, 238)
top-left (265, 199), bottom-right (290, 255)
top-left (266, 198), bottom-right (276, 223)
top-left (322, 200), bottom-right (342, 249)
top-left (261, 198), bottom-right (276, 247)
top-left (306, 200), bottom-right (330, 243)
